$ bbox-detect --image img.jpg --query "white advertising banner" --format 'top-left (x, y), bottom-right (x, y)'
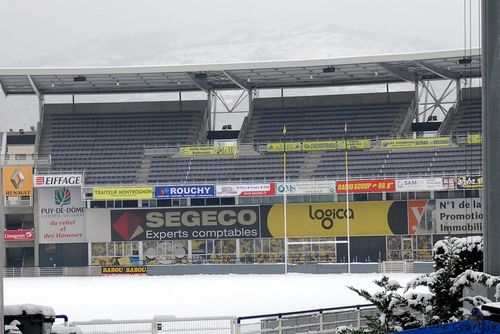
top-left (216, 183), bottom-right (276, 197)
top-left (435, 198), bottom-right (482, 234)
top-left (38, 187), bottom-right (86, 243)
top-left (395, 177), bottom-right (444, 192)
top-left (276, 180), bottom-right (336, 195)
top-left (34, 174), bottom-right (83, 187)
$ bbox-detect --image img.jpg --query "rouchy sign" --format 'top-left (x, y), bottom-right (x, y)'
top-left (155, 185), bottom-right (215, 199)
top-left (111, 206), bottom-right (262, 241)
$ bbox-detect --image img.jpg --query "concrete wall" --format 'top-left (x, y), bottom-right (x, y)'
top-left (254, 91), bottom-right (414, 110)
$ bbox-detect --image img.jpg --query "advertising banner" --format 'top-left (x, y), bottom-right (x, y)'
top-left (4, 229), bottom-right (35, 241)
top-left (38, 187), bottom-right (86, 243)
top-left (264, 201), bottom-right (407, 238)
top-left (395, 178), bottom-right (444, 192)
top-left (267, 139), bottom-right (371, 152)
top-left (216, 183), bottom-right (276, 197)
top-left (380, 137), bottom-right (451, 149)
top-left (111, 206), bottom-right (261, 241)
top-left (407, 198), bottom-right (482, 235)
top-left (101, 266), bottom-right (148, 275)
top-left (2, 166), bottom-right (33, 197)
top-left (456, 176), bottom-right (483, 189)
top-left (155, 185), bottom-right (215, 199)
top-left (93, 187), bottom-right (153, 200)
top-left (34, 174), bottom-right (83, 187)
top-left (467, 134), bottom-right (482, 144)
top-left (275, 180), bottom-right (335, 195)
top-left (179, 146), bottom-right (237, 156)
top-left (336, 179), bottom-right (396, 193)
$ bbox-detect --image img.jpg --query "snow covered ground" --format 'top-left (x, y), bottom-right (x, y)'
top-left (5, 273), bottom-right (418, 322)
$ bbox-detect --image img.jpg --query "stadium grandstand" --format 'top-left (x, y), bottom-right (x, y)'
top-left (0, 48), bottom-right (484, 275)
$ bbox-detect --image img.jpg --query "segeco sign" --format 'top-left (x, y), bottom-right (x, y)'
top-left (34, 174), bottom-right (83, 187)
top-left (111, 206), bottom-right (261, 241)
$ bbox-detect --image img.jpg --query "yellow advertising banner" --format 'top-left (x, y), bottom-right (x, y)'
top-left (180, 146), bottom-right (237, 156)
top-left (380, 137), bottom-right (451, 149)
top-left (467, 134), bottom-right (482, 145)
top-left (267, 139), bottom-right (371, 152)
top-left (265, 201), bottom-right (406, 238)
top-left (2, 166), bottom-right (33, 197)
top-left (93, 187), bottom-right (153, 200)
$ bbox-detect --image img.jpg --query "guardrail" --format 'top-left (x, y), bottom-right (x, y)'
top-left (50, 304), bottom-right (375, 334)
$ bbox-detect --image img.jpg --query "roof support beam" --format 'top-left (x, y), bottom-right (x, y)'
top-left (415, 61), bottom-right (461, 80)
top-left (0, 78), bottom-right (7, 97)
top-left (27, 75), bottom-right (43, 98)
top-left (222, 70), bottom-right (250, 90)
top-left (377, 62), bottom-right (417, 83)
top-left (184, 72), bottom-right (210, 92)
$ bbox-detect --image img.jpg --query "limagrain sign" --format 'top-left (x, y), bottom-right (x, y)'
top-left (38, 187), bottom-right (86, 243)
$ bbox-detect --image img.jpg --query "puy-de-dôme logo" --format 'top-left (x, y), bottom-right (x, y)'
top-left (54, 188), bottom-right (71, 207)
top-left (308, 205), bottom-right (354, 230)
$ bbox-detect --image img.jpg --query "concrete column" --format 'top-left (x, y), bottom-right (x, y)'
top-left (482, 0), bottom-right (500, 276)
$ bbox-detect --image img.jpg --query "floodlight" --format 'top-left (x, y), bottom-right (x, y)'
top-left (73, 76), bottom-right (87, 82)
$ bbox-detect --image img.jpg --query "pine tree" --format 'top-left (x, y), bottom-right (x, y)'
top-left (349, 276), bottom-right (422, 333)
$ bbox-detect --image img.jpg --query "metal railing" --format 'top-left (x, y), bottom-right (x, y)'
top-left (50, 304), bottom-right (375, 334)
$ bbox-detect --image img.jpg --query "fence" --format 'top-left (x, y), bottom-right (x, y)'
top-left (50, 304), bottom-right (375, 334)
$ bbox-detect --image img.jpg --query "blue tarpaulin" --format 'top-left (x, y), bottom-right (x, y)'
top-left (397, 320), bottom-right (500, 334)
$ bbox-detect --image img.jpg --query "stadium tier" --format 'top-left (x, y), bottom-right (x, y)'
top-left (35, 91), bottom-right (482, 184)
top-left (441, 87), bottom-right (482, 136)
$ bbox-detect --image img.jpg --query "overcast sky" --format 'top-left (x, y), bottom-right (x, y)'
top-left (0, 0), bottom-right (481, 131)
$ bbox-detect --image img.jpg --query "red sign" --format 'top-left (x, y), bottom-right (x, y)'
top-left (336, 179), bottom-right (396, 193)
top-left (4, 229), bottom-right (35, 241)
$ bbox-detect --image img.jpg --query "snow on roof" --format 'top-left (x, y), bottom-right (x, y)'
top-left (51, 326), bottom-right (83, 334)
top-left (4, 304), bottom-right (56, 317)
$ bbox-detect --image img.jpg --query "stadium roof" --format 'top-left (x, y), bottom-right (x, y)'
top-left (0, 49), bottom-right (481, 96)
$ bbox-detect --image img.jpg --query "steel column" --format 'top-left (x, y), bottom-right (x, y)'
top-left (482, 0), bottom-right (500, 276)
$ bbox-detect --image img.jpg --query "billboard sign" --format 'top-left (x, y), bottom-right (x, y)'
top-left (38, 187), bottom-right (86, 243)
top-left (407, 198), bottom-right (482, 235)
top-left (380, 137), bottom-right (451, 149)
top-left (34, 174), bottom-right (83, 187)
top-left (4, 229), bottom-right (35, 241)
top-left (93, 187), bottom-right (153, 200)
top-left (216, 183), bottom-right (276, 197)
top-left (180, 146), bottom-right (237, 156)
top-left (275, 180), bottom-right (336, 195)
top-left (2, 166), bottom-right (33, 197)
top-left (395, 178), bottom-right (444, 192)
top-left (111, 206), bottom-right (261, 241)
top-left (336, 179), bottom-right (396, 193)
top-left (456, 176), bottom-right (483, 189)
top-left (155, 185), bottom-right (215, 199)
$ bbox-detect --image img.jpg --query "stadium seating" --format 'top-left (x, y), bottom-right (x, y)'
top-left (36, 91), bottom-right (482, 185)
top-left (441, 87), bottom-right (482, 135)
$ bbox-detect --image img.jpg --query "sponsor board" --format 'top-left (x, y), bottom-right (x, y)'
top-left (101, 266), bottom-right (148, 275)
top-left (395, 178), bottom-right (444, 192)
top-left (336, 179), bottom-right (395, 193)
top-left (442, 177), bottom-right (456, 190)
top-left (34, 174), bottom-right (83, 187)
top-left (4, 229), bottom-right (35, 241)
top-left (276, 180), bottom-right (335, 195)
top-left (408, 198), bottom-right (482, 235)
top-left (38, 187), bottom-right (86, 243)
top-left (456, 176), bottom-right (483, 189)
top-left (180, 146), bottom-right (237, 156)
top-left (216, 183), bottom-right (275, 197)
top-left (155, 185), bottom-right (215, 199)
top-left (93, 187), bottom-right (153, 200)
top-left (2, 166), bottom-right (33, 197)
top-left (467, 133), bottom-right (482, 144)
top-left (380, 137), bottom-right (451, 149)
top-left (111, 206), bottom-right (261, 241)
top-left (267, 139), bottom-right (371, 152)
top-left (265, 201), bottom-right (407, 238)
